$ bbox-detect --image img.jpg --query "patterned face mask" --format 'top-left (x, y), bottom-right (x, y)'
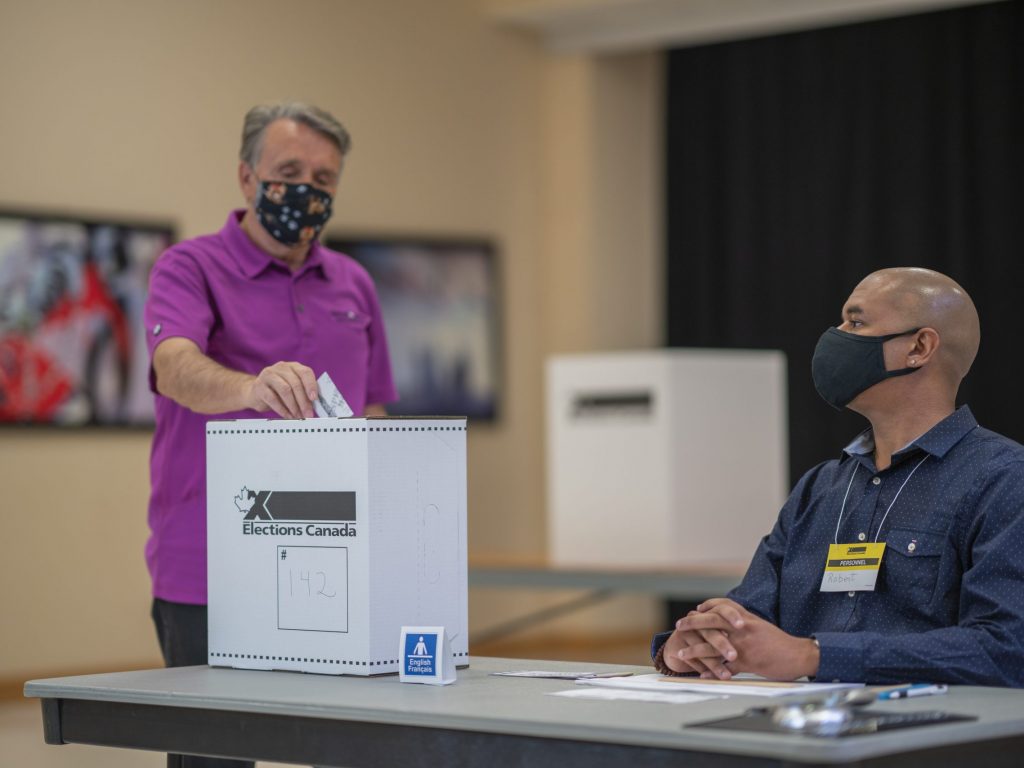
top-left (254, 179), bottom-right (333, 246)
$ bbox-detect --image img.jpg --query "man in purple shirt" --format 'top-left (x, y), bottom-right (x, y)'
top-left (144, 103), bottom-right (396, 768)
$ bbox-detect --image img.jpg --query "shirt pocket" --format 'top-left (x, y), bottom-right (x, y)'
top-left (331, 307), bottom-right (371, 332)
top-left (882, 527), bottom-right (946, 600)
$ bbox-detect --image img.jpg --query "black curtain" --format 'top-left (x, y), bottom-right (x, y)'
top-left (665, 0), bottom-right (1024, 486)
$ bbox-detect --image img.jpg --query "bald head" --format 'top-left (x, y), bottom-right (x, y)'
top-left (855, 268), bottom-right (980, 383)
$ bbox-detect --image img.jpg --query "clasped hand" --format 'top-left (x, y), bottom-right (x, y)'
top-left (663, 598), bottom-right (819, 681)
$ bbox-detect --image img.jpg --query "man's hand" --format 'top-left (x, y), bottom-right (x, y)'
top-left (244, 361), bottom-right (319, 419)
top-left (153, 339), bottom-right (319, 418)
top-left (667, 598), bottom-right (820, 681)
top-left (662, 610), bottom-right (736, 678)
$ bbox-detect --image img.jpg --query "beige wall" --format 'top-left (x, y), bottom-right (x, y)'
top-left (0, 0), bottom-right (663, 681)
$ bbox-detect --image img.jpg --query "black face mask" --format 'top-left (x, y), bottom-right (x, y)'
top-left (811, 326), bottom-right (921, 410)
top-left (254, 179), bottom-right (333, 247)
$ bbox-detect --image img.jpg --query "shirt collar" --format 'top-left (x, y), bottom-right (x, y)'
top-left (296, 241), bottom-right (329, 280)
top-left (844, 430), bottom-right (875, 458)
top-left (842, 405), bottom-right (979, 462)
top-left (221, 209), bottom-right (328, 280)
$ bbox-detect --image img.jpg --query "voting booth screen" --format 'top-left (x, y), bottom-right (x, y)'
top-left (0, 210), bottom-right (173, 426)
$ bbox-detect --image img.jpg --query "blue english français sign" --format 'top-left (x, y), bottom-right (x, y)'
top-left (404, 632), bottom-right (438, 676)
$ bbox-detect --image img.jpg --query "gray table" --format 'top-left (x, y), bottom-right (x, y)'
top-left (468, 562), bottom-right (745, 598)
top-left (24, 657), bottom-right (1024, 767)
top-left (468, 561), bottom-right (746, 641)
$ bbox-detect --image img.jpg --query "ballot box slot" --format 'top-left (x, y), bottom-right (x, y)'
top-left (571, 392), bottom-right (653, 418)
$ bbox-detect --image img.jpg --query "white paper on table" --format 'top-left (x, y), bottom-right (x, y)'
top-left (550, 688), bottom-right (718, 705)
top-left (492, 670), bottom-right (634, 680)
top-left (576, 673), bottom-right (862, 698)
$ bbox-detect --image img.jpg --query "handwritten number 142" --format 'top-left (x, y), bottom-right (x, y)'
top-left (288, 570), bottom-right (336, 598)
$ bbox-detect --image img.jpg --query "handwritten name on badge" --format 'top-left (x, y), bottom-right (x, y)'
top-left (819, 542), bottom-right (886, 592)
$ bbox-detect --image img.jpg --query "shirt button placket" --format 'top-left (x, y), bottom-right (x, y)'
top-left (292, 280), bottom-right (309, 350)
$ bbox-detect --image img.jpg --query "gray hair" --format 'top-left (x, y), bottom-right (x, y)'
top-left (239, 103), bottom-right (351, 167)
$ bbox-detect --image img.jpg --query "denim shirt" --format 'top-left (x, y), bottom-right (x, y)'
top-left (653, 406), bottom-right (1024, 686)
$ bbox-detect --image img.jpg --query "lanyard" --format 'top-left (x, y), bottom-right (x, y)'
top-left (833, 454), bottom-right (929, 544)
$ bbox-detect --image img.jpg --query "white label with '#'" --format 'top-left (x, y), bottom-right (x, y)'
top-left (277, 545), bottom-right (349, 632)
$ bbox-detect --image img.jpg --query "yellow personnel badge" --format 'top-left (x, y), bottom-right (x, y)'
top-left (819, 542), bottom-right (886, 592)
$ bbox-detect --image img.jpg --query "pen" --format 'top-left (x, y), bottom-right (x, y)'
top-left (877, 683), bottom-right (948, 700)
top-left (583, 672), bottom-right (635, 679)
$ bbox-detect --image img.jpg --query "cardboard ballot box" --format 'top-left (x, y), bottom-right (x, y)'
top-left (206, 416), bottom-right (468, 676)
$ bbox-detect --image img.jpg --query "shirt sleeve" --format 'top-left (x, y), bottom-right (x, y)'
top-left (650, 631), bottom-right (672, 660)
top-left (649, 466), bottom-right (821, 661)
top-left (815, 458), bottom-right (1024, 686)
top-left (726, 464), bottom-right (826, 623)
top-left (143, 248), bottom-right (215, 392)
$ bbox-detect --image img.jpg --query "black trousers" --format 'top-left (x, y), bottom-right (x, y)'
top-left (151, 598), bottom-right (255, 768)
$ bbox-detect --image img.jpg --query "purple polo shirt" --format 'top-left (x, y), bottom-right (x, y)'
top-left (143, 210), bottom-right (397, 604)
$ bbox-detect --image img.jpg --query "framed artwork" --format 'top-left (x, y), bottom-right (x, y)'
top-left (0, 210), bottom-right (173, 426)
top-left (326, 236), bottom-right (500, 421)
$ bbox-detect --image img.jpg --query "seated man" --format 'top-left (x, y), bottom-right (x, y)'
top-left (653, 267), bottom-right (1024, 686)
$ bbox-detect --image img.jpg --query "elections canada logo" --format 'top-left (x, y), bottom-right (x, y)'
top-left (233, 487), bottom-right (357, 538)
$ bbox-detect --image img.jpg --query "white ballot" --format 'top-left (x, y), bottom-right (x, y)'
top-left (314, 371), bottom-right (354, 418)
top-left (551, 688), bottom-right (716, 705)
top-left (577, 673), bottom-right (862, 698)
top-left (399, 626), bottom-right (457, 685)
top-left (206, 416), bottom-right (468, 676)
